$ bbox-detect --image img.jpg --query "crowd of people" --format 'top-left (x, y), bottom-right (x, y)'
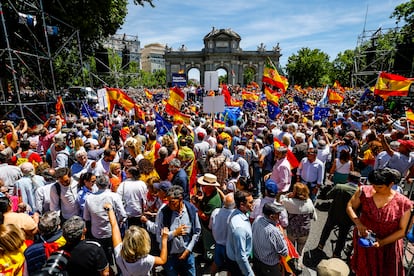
top-left (0, 84), bottom-right (413, 276)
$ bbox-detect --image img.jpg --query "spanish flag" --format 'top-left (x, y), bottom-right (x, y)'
top-left (242, 90), bottom-right (259, 101)
top-left (230, 98), bottom-right (243, 107)
top-left (333, 80), bottom-right (345, 92)
top-left (406, 109), bottom-right (414, 123)
top-left (173, 111), bottom-right (191, 125)
top-left (264, 85), bottom-right (281, 104)
top-left (145, 89), bottom-right (153, 100)
top-left (274, 137), bottom-right (299, 169)
top-left (106, 87), bottom-right (135, 113)
top-left (281, 75), bottom-right (289, 92)
top-left (165, 87), bottom-right (185, 115)
top-left (374, 72), bottom-right (413, 98)
top-left (262, 57), bottom-right (286, 92)
top-left (328, 90), bottom-right (344, 104)
top-left (214, 119), bottom-right (225, 129)
top-left (55, 96), bottom-right (64, 116)
top-left (134, 104), bottom-right (146, 122)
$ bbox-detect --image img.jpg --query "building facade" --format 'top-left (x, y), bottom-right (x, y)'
top-left (141, 43), bottom-right (166, 73)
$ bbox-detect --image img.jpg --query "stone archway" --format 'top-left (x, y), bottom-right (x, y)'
top-left (165, 27), bottom-right (281, 88)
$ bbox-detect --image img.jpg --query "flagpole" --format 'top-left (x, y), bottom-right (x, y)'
top-left (81, 100), bottom-right (92, 119)
top-left (407, 118), bottom-right (411, 139)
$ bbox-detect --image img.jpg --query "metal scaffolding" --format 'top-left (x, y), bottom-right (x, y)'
top-left (0, 0), bottom-right (84, 119)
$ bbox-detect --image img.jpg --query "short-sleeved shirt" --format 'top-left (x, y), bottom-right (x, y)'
top-left (114, 243), bottom-right (155, 276)
top-left (65, 240), bottom-right (108, 276)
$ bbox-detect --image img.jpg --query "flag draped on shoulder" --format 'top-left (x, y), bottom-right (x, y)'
top-left (274, 137), bottom-right (299, 169)
top-left (165, 87), bottom-right (185, 115)
top-left (374, 72), bottom-right (413, 98)
top-left (106, 87), bottom-right (135, 113)
top-left (262, 57), bottom-right (286, 92)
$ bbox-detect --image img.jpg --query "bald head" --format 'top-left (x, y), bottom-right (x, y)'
top-left (223, 193), bottom-right (235, 209)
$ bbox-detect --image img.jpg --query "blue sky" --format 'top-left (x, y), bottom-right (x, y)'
top-left (120, 0), bottom-right (406, 68)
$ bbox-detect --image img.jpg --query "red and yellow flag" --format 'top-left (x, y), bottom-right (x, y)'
top-left (165, 87), bottom-right (185, 116)
top-left (242, 90), bottom-right (259, 101)
top-left (145, 89), bottom-right (153, 100)
top-left (214, 119), bottom-right (225, 129)
top-left (274, 137), bottom-right (299, 169)
top-left (328, 90), bottom-right (344, 104)
top-left (406, 109), bottom-right (414, 122)
top-left (173, 111), bottom-right (191, 125)
top-left (333, 80), bottom-right (345, 92)
top-left (134, 104), bottom-right (146, 122)
top-left (264, 85), bottom-right (281, 104)
top-left (262, 57), bottom-right (286, 92)
top-left (106, 87), bottom-right (135, 113)
top-left (374, 72), bottom-right (413, 98)
top-left (55, 96), bottom-right (64, 116)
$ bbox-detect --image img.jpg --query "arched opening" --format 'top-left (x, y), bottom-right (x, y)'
top-left (188, 68), bottom-right (200, 86)
top-left (217, 68), bottom-right (228, 84)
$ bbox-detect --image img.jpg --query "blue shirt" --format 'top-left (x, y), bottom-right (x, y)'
top-left (226, 209), bottom-right (254, 276)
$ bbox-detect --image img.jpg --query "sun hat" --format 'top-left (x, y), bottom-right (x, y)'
top-left (197, 173), bottom-right (220, 187)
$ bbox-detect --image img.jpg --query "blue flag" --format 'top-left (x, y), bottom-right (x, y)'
top-left (243, 100), bottom-right (257, 111)
top-left (293, 96), bottom-right (310, 112)
top-left (154, 111), bottom-right (172, 135)
top-left (153, 93), bottom-right (164, 102)
top-left (313, 107), bottom-right (330, 121)
top-left (222, 107), bottom-right (241, 125)
top-left (360, 88), bottom-right (371, 102)
top-left (267, 100), bottom-right (281, 120)
top-left (81, 102), bottom-right (98, 118)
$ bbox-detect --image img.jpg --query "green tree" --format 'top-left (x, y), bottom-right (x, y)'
top-left (286, 47), bottom-right (331, 87)
top-left (243, 67), bottom-right (256, 85)
top-left (391, 0), bottom-right (414, 41)
top-left (331, 50), bottom-right (355, 87)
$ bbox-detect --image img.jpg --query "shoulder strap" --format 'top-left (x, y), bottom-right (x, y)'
top-left (54, 182), bottom-right (61, 209)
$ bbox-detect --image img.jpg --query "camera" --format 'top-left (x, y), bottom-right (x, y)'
top-left (32, 250), bottom-right (70, 276)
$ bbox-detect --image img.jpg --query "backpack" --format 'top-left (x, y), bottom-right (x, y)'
top-left (57, 151), bottom-right (76, 168)
top-left (16, 150), bottom-right (33, 166)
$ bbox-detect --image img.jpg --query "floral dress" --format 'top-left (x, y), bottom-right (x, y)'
top-left (351, 185), bottom-right (412, 276)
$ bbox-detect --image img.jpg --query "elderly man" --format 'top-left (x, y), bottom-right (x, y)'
top-left (62, 216), bottom-right (109, 276)
top-left (157, 185), bottom-right (201, 276)
top-left (83, 175), bottom-right (127, 268)
top-left (252, 203), bottom-right (288, 276)
top-left (209, 193), bottom-right (235, 274)
top-left (169, 158), bottom-right (190, 201)
top-left (195, 174), bottom-right (222, 263)
top-left (226, 190), bottom-right (255, 276)
top-left (208, 143), bottom-right (229, 189)
top-left (297, 148), bottom-right (325, 202)
top-left (24, 211), bottom-right (66, 274)
top-left (380, 134), bottom-right (414, 178)
top-left (267, 146), bottom-right (292, 193)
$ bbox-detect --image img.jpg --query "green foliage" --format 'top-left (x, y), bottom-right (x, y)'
top-left (219, 75), bottom-right (228, 84)
top-left (331, 50), bottom-right (355, 87)
top-left (243, 67), bottom-right (256, 85)
top-left (286, 47), bottom-right (331, 87)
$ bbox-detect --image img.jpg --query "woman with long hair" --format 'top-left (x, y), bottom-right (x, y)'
top-left (0, 224), bottom-right (27, 275)
top-left (105, 202), bottom-right (168, 276)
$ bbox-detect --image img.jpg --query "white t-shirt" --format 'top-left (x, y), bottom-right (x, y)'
top-left (114, 243), bottom-right (155, 276)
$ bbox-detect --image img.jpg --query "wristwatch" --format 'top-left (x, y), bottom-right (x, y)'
top-left (104, 207), bottom-right (113, 212)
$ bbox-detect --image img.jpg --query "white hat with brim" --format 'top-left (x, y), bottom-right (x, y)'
top-left (197, 173), bottom-right (220, 187)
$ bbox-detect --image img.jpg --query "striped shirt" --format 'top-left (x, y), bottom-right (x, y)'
top-left (252, 216), bottom-right (288, 266)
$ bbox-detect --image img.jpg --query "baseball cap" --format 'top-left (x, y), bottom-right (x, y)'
top-left (225, 161), bottom-right (241, 173)
top-left (154, 181), bottom-right (172, 192)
